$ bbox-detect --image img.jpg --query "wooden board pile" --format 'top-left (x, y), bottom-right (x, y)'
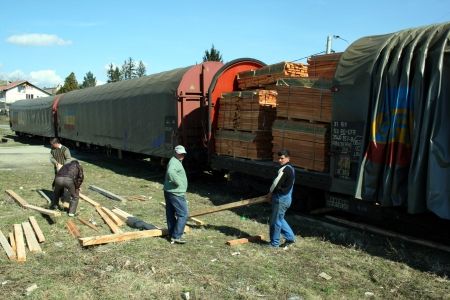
top-left (307, 53), bottom-right (342, 79)
top-left (215, 130), bottom-right (273, 160)
top-left (275, 79), bottom-right (333, 123)
top-left (237, 62), bottom-right (308, 89)
top-left (217, 90), bottom-right (277, 131)
top-left (272, 119), bottom-right (330, 172)
top-left (0, 216), bottom-right (45, 262)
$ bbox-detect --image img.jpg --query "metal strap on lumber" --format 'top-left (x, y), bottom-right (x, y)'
top-left (190, 196), bottom-right (268, 218)
top-left (96, 206), bottom-right (122, 234)
top-left (77, 217), bottom-right (99, 232)
top-left (25, 204), bottom-right (61, 217)
top-left (14, 224), bottom-right (26, 262)
top-left (28, 216), bottom-right (45, 243)
top-left (79, 229), bottom-right (168, 247)
top-left (37, 190), bottom-right (51, 204)
top-left (66, 220), bottom-right (81, 238)
top-left (102, 207), bottom-right (125, 227)
top-left (5, 190), bottom-right (29, 208)
top-left (22, 222), bottom-right (42, 253)
top-left (0, 230), bottom-right (16, 260)
top-left (89, 185), bottom-right (127, 202)
top-left (79, 193), bottom-right (100, 207)
top-left (226, 235), bottom-right (264, 246)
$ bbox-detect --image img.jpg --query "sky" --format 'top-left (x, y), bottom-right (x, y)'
top-left (1, 0), bottom-right (449, 88)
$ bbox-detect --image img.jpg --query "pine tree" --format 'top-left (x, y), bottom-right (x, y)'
top-left (107, 64), bottom-right (122, 83)
top-left (57, 72), bottom-right (79, 94)
top-left (203, 44), bottom-right (223, 62)
top-left (80, 71), bottom-right (97, 88)
top-left (136, 60), bottom-right (146, 77)
top-left (121, 57), bottom-right (137, 80)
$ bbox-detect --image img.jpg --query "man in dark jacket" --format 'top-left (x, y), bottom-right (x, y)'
top-left (51, 160), bottom-right (84, 216)
top-left (267, 149), bottom-right (296, 247)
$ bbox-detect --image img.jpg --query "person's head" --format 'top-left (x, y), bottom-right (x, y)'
top-left (174, 145), bottom-right (187, 161)
top-left (277, 149), bottom-right (290, 166)
top-left (50, 137), bottom-right (61, 149)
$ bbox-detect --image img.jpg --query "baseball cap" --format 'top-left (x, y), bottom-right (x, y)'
top-left (174, 145), bottom-right (187, 154)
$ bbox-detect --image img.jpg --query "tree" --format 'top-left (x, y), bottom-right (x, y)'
top-left (121, 57), bottom-right (137, 80)
top-left (57, 72), bottom-right (79, 94)
top-left (80, 71), bottom-right (97, 88)
top-left (203, 44), bottom-right (223, 62)
top-left (136, 60), bottom-right (146, 77)
top-left (107, 64), bottom-right (121, 83)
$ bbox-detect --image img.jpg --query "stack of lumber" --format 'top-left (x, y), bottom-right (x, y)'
top-left (272, 119), bottom-right (330, 172)
top-left (215, 130), bottom-right (273, 160)
top-left (307, 53), bottom-right (342, 79)
top-left (217, 90), bottom-right (277, 131)
top-left (237, 62), bottom-right (308, 89)
top-left (275, 78), bottom-right (333, 122)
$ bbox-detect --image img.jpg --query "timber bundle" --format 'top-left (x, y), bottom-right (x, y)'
top-left (307, 53), bottom-right (342, 79)
top-left (237, 62), bottom-right (308, 89)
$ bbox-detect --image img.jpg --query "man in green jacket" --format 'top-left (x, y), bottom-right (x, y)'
top-left (163, 145), bottom-right (188, 244)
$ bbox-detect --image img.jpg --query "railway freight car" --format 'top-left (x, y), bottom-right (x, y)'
top-left (209, 22), bottom-right (450, 221)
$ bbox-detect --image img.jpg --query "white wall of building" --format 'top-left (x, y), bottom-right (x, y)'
top-left (4, 83), bottom-right (49, 104)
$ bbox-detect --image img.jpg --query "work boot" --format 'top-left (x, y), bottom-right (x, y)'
top-left (170, 238), bottom-right (186, 244)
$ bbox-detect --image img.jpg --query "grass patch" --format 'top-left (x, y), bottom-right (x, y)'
top-left (0, 137), bottom-right (449, 299)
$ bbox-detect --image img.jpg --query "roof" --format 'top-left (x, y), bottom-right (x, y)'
top-left (0, 80), bottom-right (51, 95)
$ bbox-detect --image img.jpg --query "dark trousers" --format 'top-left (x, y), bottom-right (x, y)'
top-left (52, 177), bottom-right (79, 214)
top-left (164, 191), bottom-right (188, 239)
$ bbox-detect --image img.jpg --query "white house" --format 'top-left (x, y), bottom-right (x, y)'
top-left (0, 80), bottom-right (51, 113)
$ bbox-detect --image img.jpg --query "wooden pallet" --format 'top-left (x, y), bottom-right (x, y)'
top-left (215, 130), bottom-right (273, 160)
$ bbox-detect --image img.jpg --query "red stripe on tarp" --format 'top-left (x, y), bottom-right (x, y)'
top-left (365, 141), bottom-right (412, 167)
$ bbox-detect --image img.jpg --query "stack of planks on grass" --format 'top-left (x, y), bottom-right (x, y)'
top-left (217, 90), bottom-right (277, 132)
top-left (77, 217), bottom-right (100, 232)
top-left (275, 78), bottom-right (333, 123)
top-left (95, 206), bottom-right (122, 233)
top-left (0, 230), bottom-right (16, 260)
top-left (272, 119), bottom-right (330, 172)
top-left (159, 202), bottom-right (205, 226)
top-left (237, 62), bottom-right (308, 89)
top-left (89, 185), bottom-right (127, 202)
top-left (66, 220), bottom-right (81, 238)
top-left (22, 222), bottom-right (42, 253)
top-left (307, 53), bottom-right (342, 79)
top-left (226, 235), bottom-right (263, 246)
top-left (79, 229), bottom-right (168, 247)
top-left (102, 207), bottom-right (125, 227)
top-left (5, 190), bottom-right (61, 217)
top-left (13, 224), bottom-right (26, 262)
top-left (215, 130), bottom-right (273, 160)
top-left (126, 195), bottom-right (150, 201)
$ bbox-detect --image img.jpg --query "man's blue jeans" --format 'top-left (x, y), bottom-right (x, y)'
top-left (270, 197), bottom-right (295, 247)
top-left (164, 191), bottom-right (188, 239)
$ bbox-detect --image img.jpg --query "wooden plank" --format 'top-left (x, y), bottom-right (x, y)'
top-left (9, 232), bottom-right (16, 253)
top-left (226, 235), bottom-right (263, 246)
top-left (89, 185), bottom-right (127, 202)
top-left (37, 190), bottom-right (51, 204)
top-left (14, 224), bottom-right (26, 262)
top-left (190, 196), bottom-right (268, 218)
top-left (102, 207), bottom-right (125, 227)
top-left (5, 190), bottom-right (29, 208)
top-left (96, 206), bottom-right (122, 234)
top-left (0, 230), bottom-right (16, 260)
top-left (112, 207), bottom-right (133, 221)
top-left (79, 229), bottom-right (168, 246)
top-left (28, 216), bottom-right (45, 243)
top-left (21, 222), bottom-right (42, 253)
top-left (24, 204), bottom-right (61, 217)
top-left (324, 216), bottom-right (450, 253)
top-left (79, 193), bottom-right (101, 207)
top-left (77, 217), bottom-right (99, 232)
top-left (66, 220), bottom-right (81, 238)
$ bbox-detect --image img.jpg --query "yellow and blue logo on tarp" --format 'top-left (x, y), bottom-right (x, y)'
top-left (63, 108), bottom-right (76, 130)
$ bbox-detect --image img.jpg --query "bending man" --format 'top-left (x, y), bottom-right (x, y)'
top-left (51, 160), bottom-right (84, 216)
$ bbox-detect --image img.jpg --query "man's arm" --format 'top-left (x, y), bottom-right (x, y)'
top-left (49, 153), bottom-right (58, 165)
top-left (63, 147), bottom-right (72, 162)
top-left (166, 161), bottom-right (183, 187)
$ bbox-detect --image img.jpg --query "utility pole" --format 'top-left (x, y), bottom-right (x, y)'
top-left (326, 35), bottom-right (333, 54)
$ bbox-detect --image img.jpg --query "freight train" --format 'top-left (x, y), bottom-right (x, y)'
top-left (9, 23), bottom-right (450, 222)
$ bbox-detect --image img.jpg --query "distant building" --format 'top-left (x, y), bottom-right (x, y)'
top-left (0, 80), bottom-right (51, 113)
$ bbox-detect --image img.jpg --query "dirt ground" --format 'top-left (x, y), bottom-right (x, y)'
top-left (0, 127), bottom-right (449, 299)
